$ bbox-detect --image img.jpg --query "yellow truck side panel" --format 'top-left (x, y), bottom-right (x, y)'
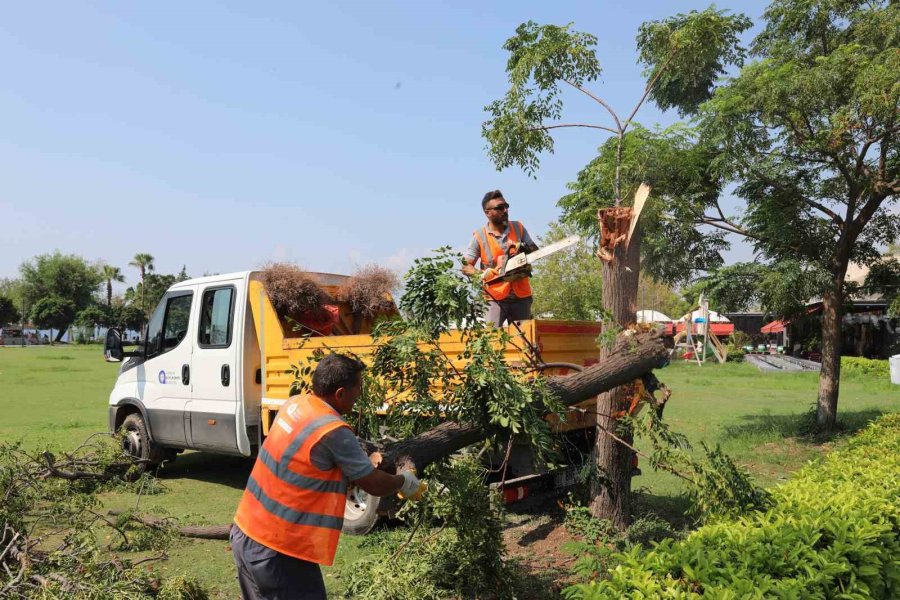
top-left (248, 276), bottom-right (602, 436)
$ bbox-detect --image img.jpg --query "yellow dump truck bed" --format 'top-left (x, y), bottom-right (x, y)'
top-left (248, 276), bottom-right (602, 437)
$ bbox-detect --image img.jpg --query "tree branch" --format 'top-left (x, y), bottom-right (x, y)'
top-left (624, 49), bottom-right (679, 129)
top-left (802, 198), bottom-right (845, 226)
top-left (696, 216), bottom-right (764, 242)
top-left (533, 123), bottom-right (620, 135)
top-left (700, 198), bottom-right (768, 244)
top-left (850, 191), bottom-right (889, 239)
top-left (746, 165), bottom-right (844, 228)
top-left (563, 80), bottom-right (623, 132)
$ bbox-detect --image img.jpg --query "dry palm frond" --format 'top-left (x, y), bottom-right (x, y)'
top-left (340, 265), bottom-right (399, 318)
top-left (260, 263), bottom-right (328, 316)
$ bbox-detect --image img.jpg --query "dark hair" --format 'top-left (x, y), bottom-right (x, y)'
top-left (481, 190), bottom-right (504, 210)
top-left (312, 354), bottom-right (365, 397)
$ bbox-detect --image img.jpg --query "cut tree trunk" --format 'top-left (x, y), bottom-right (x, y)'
top-left (816, 285), bottom-right (844, 430)
top-left (374, 327), bottom-right (667, 474)
top-left (592, 213), bottom-right (641, 530)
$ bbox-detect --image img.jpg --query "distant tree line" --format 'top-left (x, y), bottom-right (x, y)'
top-left (0, 252), bottom-right (189, 343)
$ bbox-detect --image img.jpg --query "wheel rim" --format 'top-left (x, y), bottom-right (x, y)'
top-left (345, 485), bottom-right (370, 520)
top-left (122, 427), bottom-right (143, 458)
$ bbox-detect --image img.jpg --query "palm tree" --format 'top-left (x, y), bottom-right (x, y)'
top-left (129, 253), bottom-right (155, 319)
top-left (100, 265), bottom-right (125, 308)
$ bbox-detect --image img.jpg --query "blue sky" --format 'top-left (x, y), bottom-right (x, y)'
top-left (0, 0), bottom-right (768, 290)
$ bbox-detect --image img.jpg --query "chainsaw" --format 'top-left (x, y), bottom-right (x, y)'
top-left (484, 235), bottom-right (581, 282)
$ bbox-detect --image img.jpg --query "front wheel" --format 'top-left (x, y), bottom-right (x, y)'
top-left (120, 413), bottom-right (164, 475)
top-left (342, 485), bottom-right (381, 536)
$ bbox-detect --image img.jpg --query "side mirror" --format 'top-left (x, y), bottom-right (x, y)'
top-left (105, 328), bottom-right (124, 362)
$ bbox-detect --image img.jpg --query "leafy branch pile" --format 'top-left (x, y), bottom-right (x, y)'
top-left (0, 435), bottom-right (207, 599)
top-left (621, 409), bottom-right (772, 522)
top-left (342, 456), bottom-right (514, 600)
top-left (565, 413), bottom-right (900, 599)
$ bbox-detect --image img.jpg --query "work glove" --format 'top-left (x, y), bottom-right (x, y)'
top-left (398, 469), bottom-right (427, 501)
top-left (482, 268), bottom-right (500, 282)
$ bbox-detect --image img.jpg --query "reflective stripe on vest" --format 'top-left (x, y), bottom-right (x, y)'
top-left (474, 221), bottom-right (532, 301)
top-left (233, 394), bottom-right (350, 565)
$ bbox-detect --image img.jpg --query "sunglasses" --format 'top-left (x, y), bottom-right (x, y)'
top-left (486, 203), bottom-right (509, 211)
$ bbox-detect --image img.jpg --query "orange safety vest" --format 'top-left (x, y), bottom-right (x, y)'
top-left (474, 221), bottom-right (533, 301)
top-left (234, 394), bottom-right (350, 566)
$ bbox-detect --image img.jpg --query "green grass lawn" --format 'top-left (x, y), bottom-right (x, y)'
top-left (1, 345), bottom-right (897, 598)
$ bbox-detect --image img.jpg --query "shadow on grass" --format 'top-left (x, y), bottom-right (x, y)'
top-left (517, 520), bottom-right (557, 547)
top-left (508, 563), bottom-right (565, 600)
top-left (632, 489), bottom-right (694, 532)
top-left (156, 451), bottom-right (253, 490)
top-left (721, 408), bottom-right (889, 444)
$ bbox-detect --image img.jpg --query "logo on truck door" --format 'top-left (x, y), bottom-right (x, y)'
top-left (157, 370), bottom-right (180, 384)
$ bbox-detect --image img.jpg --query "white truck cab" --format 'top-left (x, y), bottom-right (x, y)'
top-left (106, 271), bottom-right (261, 466)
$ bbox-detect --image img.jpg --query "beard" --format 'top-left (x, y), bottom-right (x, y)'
top-left (490, 213), bottom-right (509, 228)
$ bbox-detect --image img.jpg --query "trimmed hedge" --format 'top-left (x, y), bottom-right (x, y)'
top-left (842, 357), bottom-right (890, 379)
top-left (567, 414), bottom-right (900, 599)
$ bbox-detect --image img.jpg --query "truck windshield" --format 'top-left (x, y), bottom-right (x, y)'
top-left (145, 292), bottom-right (193, 359)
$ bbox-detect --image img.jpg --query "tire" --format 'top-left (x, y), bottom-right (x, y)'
top-left (120, 413), bottom-right (164, 475)
top-left (342, 484), bottom-right (381, 536)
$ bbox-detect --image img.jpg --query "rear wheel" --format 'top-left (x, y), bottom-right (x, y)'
top-left (120, 413), bottom-right (164, 475)
top-left (342, 485), bottom-right (381, 536)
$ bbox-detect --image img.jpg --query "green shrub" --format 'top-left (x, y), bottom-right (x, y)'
top-left (565, 414), bottom-right (900, 599)
top-left (563, 501), bottom-right (615, 544)
top-left (842, 356), bottom-right (890, 379)
top-left (625, 515), bottom-right (676, 546)
top-left (725, 348), bottom-right (745, 362)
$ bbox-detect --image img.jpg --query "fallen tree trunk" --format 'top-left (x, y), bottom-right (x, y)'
top-left (375, 328), bottom-right (668, 472)
top-left (105, 329), bottom-right (667, 540)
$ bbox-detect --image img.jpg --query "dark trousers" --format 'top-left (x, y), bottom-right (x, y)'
top-left (231, 525), bottom-right (326, 600)
top-left (486, 296), bottom-right (533, 327)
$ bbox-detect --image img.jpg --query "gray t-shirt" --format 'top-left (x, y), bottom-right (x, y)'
top-left (309, 426), bottom-right (374, 482)
top-left (464, 222), bottom-right (537, 265)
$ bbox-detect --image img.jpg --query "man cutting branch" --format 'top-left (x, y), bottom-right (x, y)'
top-left (462, 190), bottom-right (538, 326)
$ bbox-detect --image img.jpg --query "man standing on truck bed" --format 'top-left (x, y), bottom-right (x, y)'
top-left (231, 353), bottom-right (425, 599)
top-left (463, 189), bottom-right (538, 326)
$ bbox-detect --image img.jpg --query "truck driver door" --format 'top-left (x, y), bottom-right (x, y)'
top-left (140, 289), bottom-right (195, 446)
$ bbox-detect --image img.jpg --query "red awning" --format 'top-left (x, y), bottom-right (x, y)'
top-left (761, 319), bottom-right (787, 334)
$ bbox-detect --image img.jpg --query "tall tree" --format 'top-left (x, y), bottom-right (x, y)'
top-left (0, 296), bottom-right (19, 326)
top-left (124, 272), bottom-right (180, 322)
top-left (19, 252), bottom-right (103, 342)
top-left (129, 253), bottom-right (155, 319)
top-left (113, 302), bottom-right (146, 334)
top-left (75, 304), bottom-right (112, 340)
top-left (30, 297), bottom-right (76, 343)
top-left (100, 265), bottom-right (125, 308)
top-left (699, 0), bottom-right (899, 429)
top-left (0, 278), bottom-right (25, 322)
top-left (483, 8), bottom-right (751, 528)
